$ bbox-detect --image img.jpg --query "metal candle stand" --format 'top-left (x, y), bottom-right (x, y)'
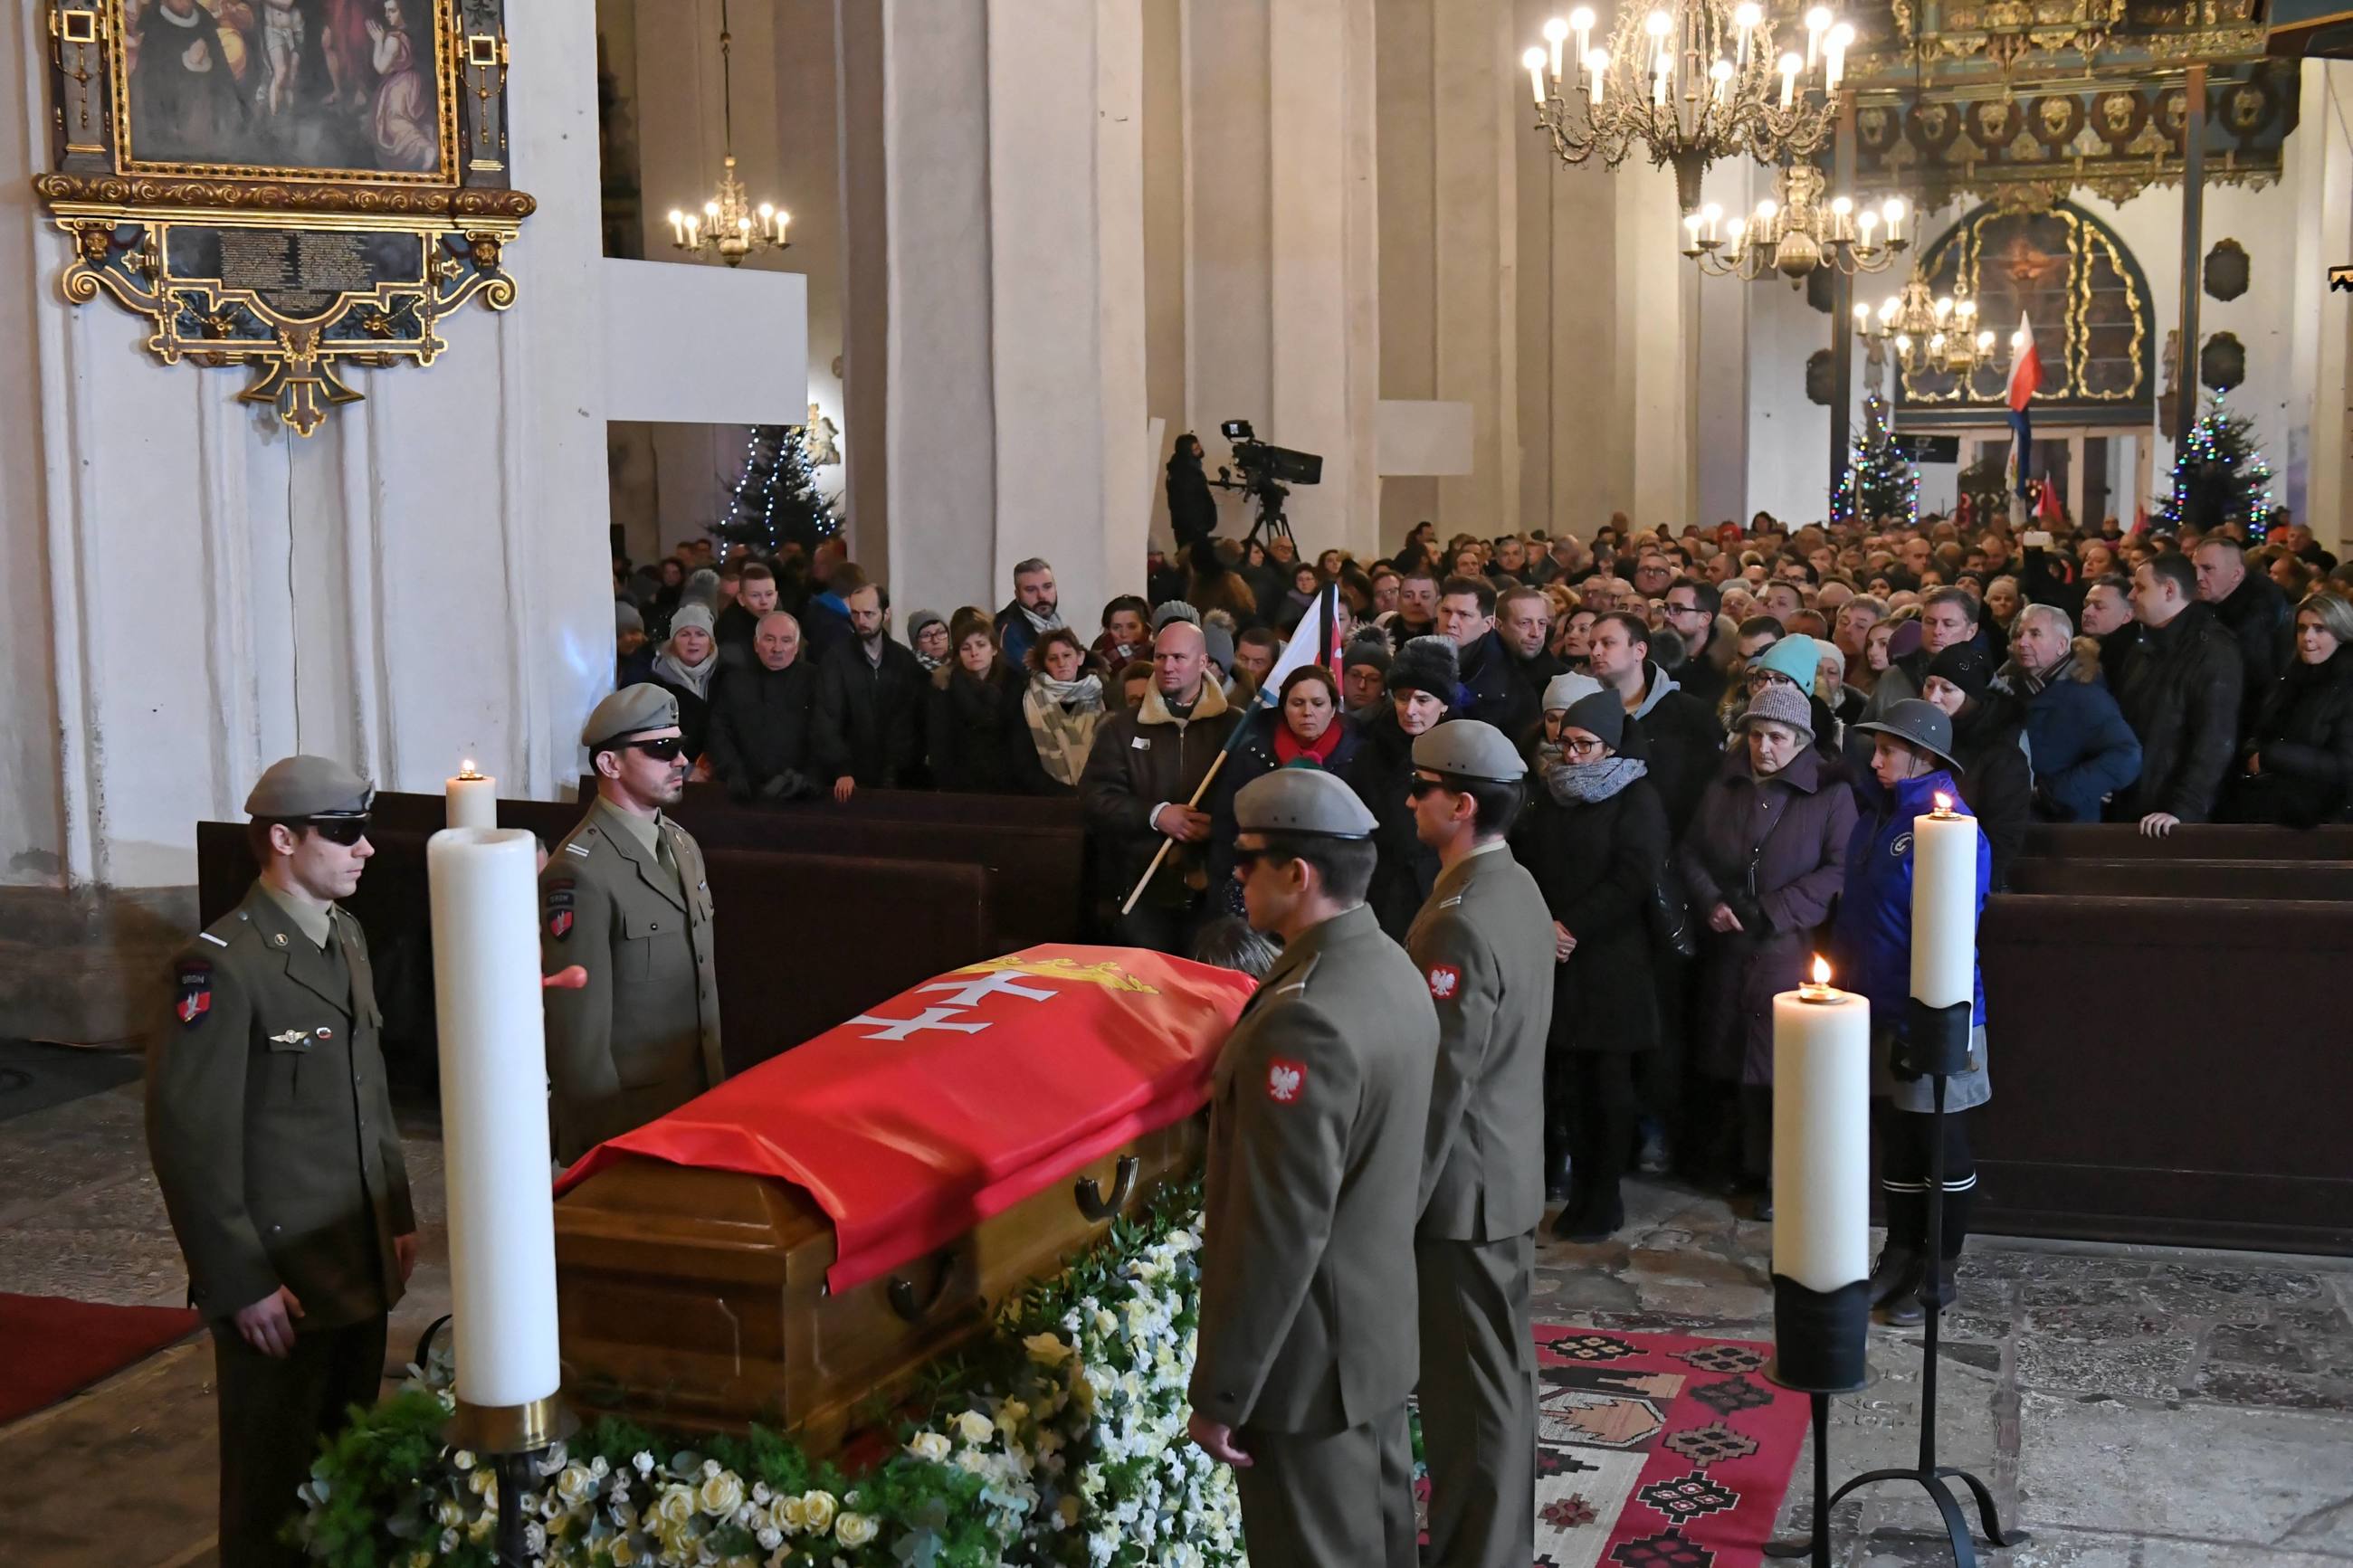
top-left (420, 1316), bottom-right (580, 1568)
top-left (1766, 999), bottom-right (2029, 1567)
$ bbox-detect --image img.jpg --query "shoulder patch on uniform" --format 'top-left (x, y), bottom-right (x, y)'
top-left (1426, 963), bottom-right (1462, 1001)
top-left (196, 931), bottom-right (229, 946)
top-left (1264, 1056), bottom-right (1308, 1106)
top-left (174, 961), bottom-right (213, 1028)
top-left (546, 879), bottom-right (576, 942)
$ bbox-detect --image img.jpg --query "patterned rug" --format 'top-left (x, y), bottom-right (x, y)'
top-left (1416, 1325), bottom-right (1812, 1568)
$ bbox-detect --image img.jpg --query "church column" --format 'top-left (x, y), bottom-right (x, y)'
top-left (1618, 164), bottom-right (1700, 531)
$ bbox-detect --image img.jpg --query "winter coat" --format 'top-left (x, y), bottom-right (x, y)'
top-left (926, 664), bottom-right (1021, 794)
top-left (650, 671), bottom-right (714, 765)
top-left (704, 658), bottom-right (822, 801)
top-left (994, 601), bottom-right (1049, 672)
top-left (1454, 630), bottom-right (1541, 746)
top-left (1007, 678), bottom-right (1109, 798)
top-left (1510, 647), bottom-right (1567, 711)
top-left (1678, 746), bottom-right (1857, 1086)
top-left (2226, 648), bottom-right (2353, 826)
top-left (1946, 695), bottom-right (2034, 892)
top-left (1624, 663), bottom-right (1724, 835)
top-left (800, 592), bottom-right (855, 663)
top-left (1079, 678), bottom-right (1242, 909)
top-left (2111, 603), bottom-right (2243, 822)
top-left (813, 634), bottom-right (929, 789)
top-left (2006, 640), bottom-right (2141, 824)
top-left (2211, 571), bottom-right (2294, 738)
top-left (1206, 705), bottom-right (1366, 894)
top-left (1832, 769), bottom-right (1992, 1112)
top-left (1512, 775), bottom-right (1669, 1055)
top-left (1346, 708), bottom-right (1443, 942)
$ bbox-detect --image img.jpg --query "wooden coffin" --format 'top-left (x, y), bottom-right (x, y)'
top-left (554, 1114), bottom-right (1205, 1449)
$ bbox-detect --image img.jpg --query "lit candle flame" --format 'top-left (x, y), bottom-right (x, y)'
top-left (1933, 791), bottom-right (1954, 813)
top-left (458, 758), bottom-right (482, 780)
top-left (1812, 955), bottom-right (1832, 987)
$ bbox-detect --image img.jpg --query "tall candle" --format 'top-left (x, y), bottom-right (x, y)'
top-left (1772, 959), bottom-right (1872, 1292)
top-left (445, 762), bottom-right (497, 831)
top-left (1910, 794), bottom-right (1977, 1007)
top-left (429, 827), bottom-right (560, 1410)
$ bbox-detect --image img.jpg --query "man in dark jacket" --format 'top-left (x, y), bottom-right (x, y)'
top-left (1586, 612), bottom-right (1722, 834)
top-left (993, 556), bottom-right (1062, 670)
top-left (2081, 573), bottom-right (2141, 688)
top-left (1079, 620), bottom-right (1243, 954)
top-left (2113, 555), bottom-right (2243, 832)
top-left (1436, 575), bottom-right (1540, 744)
top-left (1498, 584), bottom-right (1565, 708)
top-left (1662, 578), bottom-right (1729, 709)
top-left (1998, 603), bottom-right (2141, 823)
top-left (2194, 537), bottom-right (2292, 742)
top-left (813, 583), bottom-right (928, 800)
top-left (707, 612), bottom-right (823, 801)
top-left (713, 563), bottom-right (779, 666)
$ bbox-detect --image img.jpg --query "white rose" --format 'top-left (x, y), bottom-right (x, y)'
top-left (556, 1464), bottom-right (595, 1505)
top-left (654, 1483), bottom-right (696, 1526)
top-left (699, 1470), bottom-right (745, 1517)
top-left (955, 1410), bottom-right (995, 1447)
top-left (905, 1430), bottom-right (953, 1463)
top-left (756, 1525), bottom-right (784, 1551)
top-left (701, 1459), bottom-right (723, 1480)
top-left (633, 1451), bottom-right (656, 1478)
top-left (797, 1489), bottom-right (837, 1534)
top-left (834, 1512), bottom-right (879, 1548)
top-left (452, 1449), bottom-right (476, 1471)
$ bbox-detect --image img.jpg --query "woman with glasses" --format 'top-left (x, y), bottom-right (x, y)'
top-left (1347, 635), bottom-right (1460, 938)
top-left (1678, 684), bottom-right (1857, 1216)
top-left (1514, 687), bottom-right (1669, 1241)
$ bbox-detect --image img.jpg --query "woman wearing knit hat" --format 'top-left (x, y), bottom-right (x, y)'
top-left (1513, 689), bottom-right (1670, 1240)
top-left (649, 603), bottom-right (721, 765)
top-left (1346, 635), bottom-right (1460, 938)
top-left (1677, 683), bottom-right (1858, 1215)
top-left (1919, 643), bottom-right (2032, 888)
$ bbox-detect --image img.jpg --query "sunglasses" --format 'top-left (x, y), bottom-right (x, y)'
top-left (626, 736), bottom-right (686, 761)
top-left (1231, 845), bottom-right (1284, 874)
top-left (304, 815), bottom-right (371, 846)
top-left (1405, 775), bottom-right (1453, 801)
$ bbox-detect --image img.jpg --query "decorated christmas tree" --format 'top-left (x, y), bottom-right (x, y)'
top-left (2162, 395), bottom-right (2273, 540)
top-left (1836, 394), bottom-right (1919, 527)
top-left (712, 423), bottom-right (839, 556)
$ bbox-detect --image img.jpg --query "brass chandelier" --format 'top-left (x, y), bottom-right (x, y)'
top-left (1522, 0), bottom-right (1852, 213)
top-left (1683, 163), bottom-right (1908, 282)
top-left (667, 0), bottom-right (790, 267)
top-left (1860, 269), bottom-right (2005, 378)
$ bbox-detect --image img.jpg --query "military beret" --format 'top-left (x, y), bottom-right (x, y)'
top-left (1234, 768), bottom-right (1377, 839)
top-left (1412, 718), bottom-right (1527, 783)
top-left (581, 683), bottom-right (681, 749)
top-left (245, 755), bottom-right (373, 819)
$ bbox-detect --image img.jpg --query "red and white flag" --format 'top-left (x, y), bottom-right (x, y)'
top-left (2007, 313), bottom-right (2043, 412)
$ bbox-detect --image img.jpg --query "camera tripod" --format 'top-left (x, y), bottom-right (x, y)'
top-left (1240, 480), bottom-right (1294, 551)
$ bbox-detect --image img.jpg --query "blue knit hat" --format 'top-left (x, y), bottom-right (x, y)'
top-left (1751, 633), bottom-right (1822, 689)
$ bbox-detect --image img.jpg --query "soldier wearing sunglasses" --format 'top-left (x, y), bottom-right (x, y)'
top-left (146, 754), bottom-right (416, 1568)
top-left (540, 684), bottom-right (726, 1164)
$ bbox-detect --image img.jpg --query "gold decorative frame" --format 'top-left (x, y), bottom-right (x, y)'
top-left (35, 0), bottom-right (531, 434)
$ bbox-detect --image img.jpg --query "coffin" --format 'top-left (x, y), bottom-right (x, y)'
top-left (549, 946), bottom-right (1253, 1449)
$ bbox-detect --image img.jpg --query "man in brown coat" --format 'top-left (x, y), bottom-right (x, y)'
top-left (1189, 768), bottom-right (1439, 1566)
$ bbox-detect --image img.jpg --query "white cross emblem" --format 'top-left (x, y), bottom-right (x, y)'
top-left (918, 971), bottom-right (1060, 1009)
top-left (847, 1007), bottom-right (993, 1041)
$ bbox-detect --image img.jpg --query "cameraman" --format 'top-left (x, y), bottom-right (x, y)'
top-left (1167, 432), bottom-right (1218, 548)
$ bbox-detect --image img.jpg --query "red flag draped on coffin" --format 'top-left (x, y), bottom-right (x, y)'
top-left (553, 946), bottom-right (1254, 1292)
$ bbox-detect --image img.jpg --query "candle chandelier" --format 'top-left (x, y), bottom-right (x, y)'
top-left (1683, 164), bottom-right (1908, 283)
top-left (1521, 0), bottom-right (1852, 214)
top-left (667, 0), bottom-right (790, 267)
top-left (1860, 269), bottom-right (2007, 379)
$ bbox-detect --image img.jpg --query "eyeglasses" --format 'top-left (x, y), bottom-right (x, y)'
top-left (1231, 845), bottom-right (1287, 875)
top-left (304, 815), bottom-right (371, 846)
top-left (1560, 736), bottom-right (1606, 759)
top-left (626, 736), bottom-right (686, 761)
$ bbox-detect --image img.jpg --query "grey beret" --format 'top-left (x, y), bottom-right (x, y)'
top-left (1412, 718), bottom-right (1527, 783)
top-left (245, 755), bottom-right (373, 819)
top-left (615, 601), bottom-right (644, 634)
top-left (1542, 671), bottom-right (1604, 712)
top-left (669, 603), bottom-right (716, 639)
top-left (581, 683), bottom-right (681, 749)
top-left (1234, 768), bottom-right (1378, 839)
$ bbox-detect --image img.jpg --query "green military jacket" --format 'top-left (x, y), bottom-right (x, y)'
top-left (1405, 841), bottom-right (1557, 1242)
top-left (539, 795), bottom-right (724, 1164)
top-left (1190, 903), bottom-right (1438, 1436)
top-left (146, 882), bottom-right (414, 1329)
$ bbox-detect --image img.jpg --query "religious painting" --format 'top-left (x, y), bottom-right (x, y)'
top-left (1899, 202), bottom-right (2153, 417)
top-left (109, 0), bottom-right (454, 179)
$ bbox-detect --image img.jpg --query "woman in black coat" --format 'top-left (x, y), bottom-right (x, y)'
top-left (1920, 643), bottom-right (2034, 889)
top-left (2228, 593), bottom-right (2353, 826)
top-left (1347, 635), bottom-right (1459, 940)
top-left (926, 608), bottom-right (1020, 794)
top-left (1513, 690), bottom-right (1668, 1242)
top-left (1209, 666), bottom-right (1365, 906)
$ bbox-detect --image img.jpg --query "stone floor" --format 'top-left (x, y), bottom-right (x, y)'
top-left (4, 1076), bottom-right (2350, 1566)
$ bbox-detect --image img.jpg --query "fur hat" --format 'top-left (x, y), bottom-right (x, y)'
top-left (1387, 634), bottom-right (1461, 701)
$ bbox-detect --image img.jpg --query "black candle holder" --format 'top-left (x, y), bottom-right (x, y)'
top-left (1766, 1001), bottom-right (2028, 1567)
top-left (417, 1315), bottom-right (579, 1568)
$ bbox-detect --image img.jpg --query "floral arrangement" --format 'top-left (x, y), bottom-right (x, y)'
top-left (291, 1186), bottom-right (1243, 1568)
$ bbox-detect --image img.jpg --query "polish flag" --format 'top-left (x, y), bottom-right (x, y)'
top-left (2007, 313), bottom-right (2044, 412)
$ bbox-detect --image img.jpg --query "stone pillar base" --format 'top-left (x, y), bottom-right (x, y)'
top-left (0, 885), bottom-right (196, 1046)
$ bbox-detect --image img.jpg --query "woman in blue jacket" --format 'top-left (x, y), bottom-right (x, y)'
top-left (1834, 699), bottom-right (1992, 1328)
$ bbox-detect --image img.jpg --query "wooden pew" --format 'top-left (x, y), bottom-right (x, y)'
top-left (2005, 858), bottom-right (2353, 900)
top-left (2022, 822), bottom-right (2353, 860)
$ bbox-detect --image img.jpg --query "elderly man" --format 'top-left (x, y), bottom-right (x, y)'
top-left (1497, 585), bottom-right (1563, 708)
top-left (1080, 619), bottom-right (1242, 954)
top-left (2000, 603), bottom-right (2142, 822)
top-left (2114, 555), bottom-right (2242, 834)
top-left (2193, 537), bottom-right (2293, 742)
top-left (707, 612), bottom-right (823, 802)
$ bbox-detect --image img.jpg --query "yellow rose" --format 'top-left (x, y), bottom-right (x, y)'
top-left (834, 1512), bottom-right (879, 1548)
top-left (557, 1465), bottom-right (595, 1505)
top-left (1056, 1495), bottom-right (1082, 1527)
top-left (653, 1483), bottom-right (696, 1526)
top-left (1024, 1332), bottom-right (1074, 1367)
top-left (609, 1541), bottom-right (637, 1568)
top-left (954, 1410), bottom-right (995, 1447)
top-left (699, 1470), bottom-right (745, 1517)
top-left (905, 1431), bottom-right (953, 1463)
top-left (797, 1489), bottom-right (836, 1534)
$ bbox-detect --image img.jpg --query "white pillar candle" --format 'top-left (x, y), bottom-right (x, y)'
top-left (429, 827), bottom-right (560, 1411)
top-left (1910, 794), bottom-right (1978, 1008)
top-left (445, 764), bottom-right (497, 831)
top-left (1772, 959), bottom-right (1872, 1291)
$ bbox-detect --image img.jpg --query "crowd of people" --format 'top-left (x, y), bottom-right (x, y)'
top-left (609, 497), bottom-right (2352, 1280)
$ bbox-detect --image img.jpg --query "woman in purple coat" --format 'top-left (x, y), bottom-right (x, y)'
top-left (1677, 684), bottom-right (1857, 1214)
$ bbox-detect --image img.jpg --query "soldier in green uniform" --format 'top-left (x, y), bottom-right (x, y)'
top-left (146, 755), bottom-right (415, 1568)
top-left (1187, 769), bottom-right (1438, 1568)
top-left (541, 684), bottom-right (724, 1164)
top-left (1405, 719), bottom-right (1555, 1568)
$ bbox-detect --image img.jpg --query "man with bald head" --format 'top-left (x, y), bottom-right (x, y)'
top-left (707, 612), bottom-right (823, 802)
top-left (1081, 619), bottom-right (1243, 953)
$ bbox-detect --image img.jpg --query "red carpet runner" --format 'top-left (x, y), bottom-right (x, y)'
top-left (0, 1292), bottom-right (202, 1424)
top-left (1422, 1326), bottom-right (1811, 1567)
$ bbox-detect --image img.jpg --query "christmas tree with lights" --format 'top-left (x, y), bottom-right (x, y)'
top-left (712, 424), bottom-right (838, 556)
top-left (2163, 395), bottom-right (2273, 540)
top-left (1836, 394), bottom-right (1919, 527)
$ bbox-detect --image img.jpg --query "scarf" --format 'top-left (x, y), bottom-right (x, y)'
top-left (1535, 743), bottom-right (1649, 806)
top-left (1020, 603), bottom-right (1067, 637)
top-left (650, 645), bottom-right (718, 698)
top-left (1273, 718), bottom-right (1345, 768)
top-left (916, 650), bottom-right (945, 673)
top-left (1024, 675), bottom-right (1105, 786)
